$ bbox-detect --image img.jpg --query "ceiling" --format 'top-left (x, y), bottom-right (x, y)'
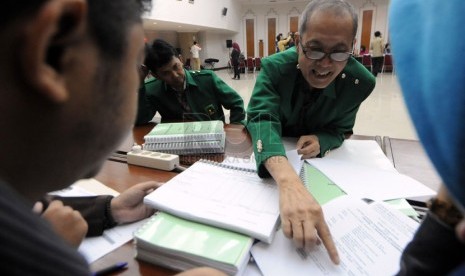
top-left (143, 0), bottom-right (308, 33)
top-left (143, 19), bottom-right (236, 33)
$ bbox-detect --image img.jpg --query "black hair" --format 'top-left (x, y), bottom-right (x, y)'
top-left (1, 0), bottom-right (152, 60)
top-left (144, 39), bottom-right (178, 72)
top-left (375, 31), bottom-right (381, 37)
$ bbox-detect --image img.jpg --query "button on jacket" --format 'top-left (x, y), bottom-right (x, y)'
top-left (136, 69), bottom-right (245, 124)
top-left (247, 47), bottom-right (375, 177)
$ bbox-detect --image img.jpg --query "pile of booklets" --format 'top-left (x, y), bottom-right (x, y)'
top-left (134, 212), bottom-right (253, 275)
top-left (143, 121), bottom-right (226, 155)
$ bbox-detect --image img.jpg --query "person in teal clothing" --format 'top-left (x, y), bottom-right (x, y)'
top-left (389, 0), bottom-right (465, 275)
top-left (136, 39), bottom-right (245, 125)
top-left (246, 0), bottom-right (375, 264)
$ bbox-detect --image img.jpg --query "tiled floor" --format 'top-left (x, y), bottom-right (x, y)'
top-left (215, 69), bottom-right (418, 140)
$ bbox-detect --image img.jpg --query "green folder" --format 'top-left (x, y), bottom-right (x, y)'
top-left (144, 120), bottom-right (225, 143)
top-left (134, 212), bottom-right (252, 275)
top-left (300, 162), bottom-right (418, 217)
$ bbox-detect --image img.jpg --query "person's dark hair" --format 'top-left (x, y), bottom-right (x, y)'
top-left (374, 31), bottom-right (381, 37)
top-left (145, 39), bottom-right (178, 72)
top-left (276, 33), bottom-right (283, 41)
top-left (1, 0), bottom-right (152, 59)
top-left (299, 0), bottom-right (358, 39)
top-left (360, 45), bottom-right (366, 51)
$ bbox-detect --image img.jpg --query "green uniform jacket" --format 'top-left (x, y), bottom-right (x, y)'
top-left (136, 69), bottom-right (245, 125)
top-left (247, 48), bottom-right (375, 177)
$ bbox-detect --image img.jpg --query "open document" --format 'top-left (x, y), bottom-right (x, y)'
top-left (251, 196), bottom-right (419, 276)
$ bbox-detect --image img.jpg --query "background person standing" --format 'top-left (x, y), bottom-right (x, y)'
top-left (370, 31), bottom-right (384, 76)
top-left (190, 41), bottom-right (202, 71)
top-left (231, 42), bottom-right (241, 80)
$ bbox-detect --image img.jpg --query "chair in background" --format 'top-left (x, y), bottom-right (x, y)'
top-left (361, 55), bottom-right (372, 73)
top-left (239, 59), bottom-right (246, 73)
top-left (246, 57), bottom-right (254, 72)
top-left (382, 54), bottom-right (394, 74)
top-left (254, 57), bottom-right (261, 71)
top-left (184, 58), bottom-right (191, 70)
top-left (204, 58), bottom-right (219, 70)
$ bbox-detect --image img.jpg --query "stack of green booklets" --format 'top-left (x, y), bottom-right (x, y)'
top-left (143, 120), bottom-right (226, 155)
top-left (134, 212), bottom-right (253, 275)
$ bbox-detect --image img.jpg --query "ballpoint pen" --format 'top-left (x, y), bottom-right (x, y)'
top-left (93, 262), bottom-right (128, 276)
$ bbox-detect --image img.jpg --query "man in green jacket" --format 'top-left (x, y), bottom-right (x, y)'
top-left (137, 39), bottom-right (245, 125)
top-left (247, 0), bottom-right (375, 264)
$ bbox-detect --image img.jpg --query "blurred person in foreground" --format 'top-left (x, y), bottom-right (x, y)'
top-left (389, 0), bottom-right (465, 275)
top-left (0, 0), bottom-right (224, 275)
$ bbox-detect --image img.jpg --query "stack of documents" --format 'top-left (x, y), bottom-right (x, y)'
top-left (134, 212), bottom-right (253, 275)
top-left (144, 160), bottom-right (280, 243)
top-left (143, 120), bottom-right (226, 155)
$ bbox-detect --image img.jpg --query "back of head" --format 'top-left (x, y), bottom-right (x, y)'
top-left (145, 39), bottom-right (178, 72)
top-left (0, 0), bottom-right (151, 199)
top-left (390, 0), bottom-right (465, 206)
top-left (299, 0), bottom-right (358, 38)
top-left (374, 31), bottom-right (381, 37)
top-left (1, 0), bottom-right (151, 61)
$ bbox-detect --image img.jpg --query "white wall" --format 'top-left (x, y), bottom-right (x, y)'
top-left (145, 0), bottom-right (391, 66)
top-left (240, 0), bottom-right (391, 58)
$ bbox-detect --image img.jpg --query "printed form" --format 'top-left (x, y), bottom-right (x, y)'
top-left (251, 196), bottom-right (419, 276)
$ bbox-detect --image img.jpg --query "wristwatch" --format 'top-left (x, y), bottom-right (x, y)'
top-left (427, 197), bottom-right (464, 227)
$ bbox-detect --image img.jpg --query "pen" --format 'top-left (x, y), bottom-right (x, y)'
top-left (93, 262), bottom-right (128, 276)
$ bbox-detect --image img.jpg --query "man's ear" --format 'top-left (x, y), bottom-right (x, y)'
top-left (21, 0), bottom-right (87, 103)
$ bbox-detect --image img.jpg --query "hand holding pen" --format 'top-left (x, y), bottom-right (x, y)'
top-left (296, 135), bottom-right (320, 159)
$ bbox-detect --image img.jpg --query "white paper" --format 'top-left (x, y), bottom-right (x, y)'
top-left (79, 219), bottom-right (147, 263)
top-left (324, 140), bottom-right (397, 172)
top-left (243, 261), bottom-right (263, 276)
top-left (49, 178), bottom-right (119, 197)
top-left (307, 159), bottom-right (436, 201)
top-left (285, 149), bottom-right (304, 175)
top-left (50, 178), bottom-right (143, 263)
top-left (251, 196), bottom-right (419, 276)
top-left (144, 161), bottom-right (280, 243)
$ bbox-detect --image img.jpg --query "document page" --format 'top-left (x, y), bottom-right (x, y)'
top-left (251, 196), bottom-right (419, 276)
top-left (144, 161), bottom-right (280, 243)
top-left (307, 159), bottom-right (436, 200)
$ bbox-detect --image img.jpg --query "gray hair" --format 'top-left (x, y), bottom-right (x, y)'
top-left (298, 0), bottom-right (358, 39)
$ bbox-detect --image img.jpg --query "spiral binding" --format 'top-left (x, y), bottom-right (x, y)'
top-left (134, 212), bottom-right (159, 238)
top-left (199, 159), bottom-right (256, 173)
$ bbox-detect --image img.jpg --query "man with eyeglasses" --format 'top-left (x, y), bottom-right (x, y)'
top-left (246, 0), bottom-right (375, 264)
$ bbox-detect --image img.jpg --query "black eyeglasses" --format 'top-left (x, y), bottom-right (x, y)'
top-left (299, 41), bottom-right (351, 62)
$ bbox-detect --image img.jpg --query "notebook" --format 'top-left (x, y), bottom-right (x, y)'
top-left (144, 120), bottom-right (225, 143)
top-left (143, 135), bottom-right (225, 155)
top-left (143, 159), bottom-right (280, 243)
top-left (134, 212), bottom-right (253, 275)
